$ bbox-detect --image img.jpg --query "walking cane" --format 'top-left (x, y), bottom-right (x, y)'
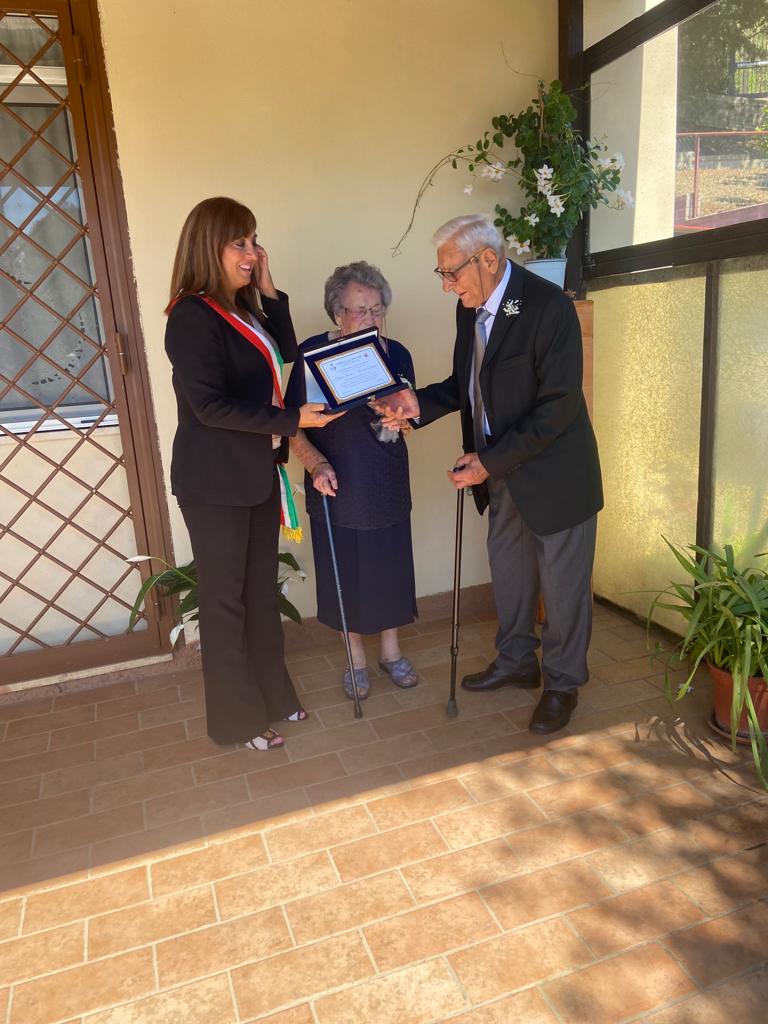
top-left (447, 485), bottom-right (465, 718)
top-left (322, 494), bottom-right (363, 719)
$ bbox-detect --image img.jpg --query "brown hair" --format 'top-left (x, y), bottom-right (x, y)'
top-left (165, 196), bottom-right (263, 317)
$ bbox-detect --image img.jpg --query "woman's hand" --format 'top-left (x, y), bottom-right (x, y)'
top-left (253, 244), bottom-right (278, 299)
top-left (311, 462), bottom-right (338, 497)
top-left (299, 403), bottom-right (346, 428)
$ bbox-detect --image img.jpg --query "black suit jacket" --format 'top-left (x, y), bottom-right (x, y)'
top-left (165, 292), bottom-right (300, 506)
top-left (417, 261), bottom-right (603, 535)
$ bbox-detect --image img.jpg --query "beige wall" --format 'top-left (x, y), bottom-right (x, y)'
top-left (96, 0), bottom-right (557, 618)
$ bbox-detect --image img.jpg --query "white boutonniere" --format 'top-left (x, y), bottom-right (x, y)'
top-left (503, 299), bottom-right (521, 317)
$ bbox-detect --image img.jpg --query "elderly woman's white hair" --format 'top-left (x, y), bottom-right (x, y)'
top-left (432, 214), bottom-right (506, 260)
top-left (323, 261), bottom-right (392, 323)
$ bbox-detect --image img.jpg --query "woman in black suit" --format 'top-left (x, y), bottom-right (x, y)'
top-left (164, 197), bottom-right (341, 750)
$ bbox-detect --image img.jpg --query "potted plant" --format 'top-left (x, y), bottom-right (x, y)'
top-left (395, 79), bottom-right (632, 287)
top-left (126, 552), bottom-right (306, 646)
top-left (647, 537), bottom-right (768, 789)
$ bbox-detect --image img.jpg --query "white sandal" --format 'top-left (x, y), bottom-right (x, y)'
top-left (244, 728), bottom-right (284, 750)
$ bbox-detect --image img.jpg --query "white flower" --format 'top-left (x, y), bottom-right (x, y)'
top-left (507, 235), bottom-right (531, 256)
top-left (537, 179), bottom-right (552, 196)
top-left (535, 163), bottom-right (554, 180)
top-left (526, 212), bottom-right (539, 226)
top-left (611, 152), bottom-right (625, 170)
top-left (612, 187), bottom-right (634, 209)
top-left (125, 554), bottom-right (153, 564)
top-left (597, 155), bottom-right (613, 169)
top-left (503, 298), bottom-right (522, 317)
top-left (480, 160), bottom-right (506, 182)
top-left (463, 183), bottom-right (474, 195)
top-left (547, 194), bottom-right (565, 217)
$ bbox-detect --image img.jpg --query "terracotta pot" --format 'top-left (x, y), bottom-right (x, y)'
top-left (708, 662), bottom-right (768, 737)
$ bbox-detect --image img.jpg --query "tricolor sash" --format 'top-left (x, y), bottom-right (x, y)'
top-left (174, 294), bottom-right (302, 542)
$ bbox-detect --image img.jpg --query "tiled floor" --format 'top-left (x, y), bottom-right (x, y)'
top-left (0, 588), bottom-right (766, 1024)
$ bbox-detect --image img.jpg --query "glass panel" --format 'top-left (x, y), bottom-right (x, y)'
top-left (590, 0), bottom-right (768, 253)
top-left (712, 253), bottom-right (768, 561)
top-left (584, 0), bottom-right (667, 50)
top-left (589, 267), bottom-right (706, 630)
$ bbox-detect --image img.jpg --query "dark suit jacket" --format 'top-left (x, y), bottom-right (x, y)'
top-left (417, 261), bottom-right (603, 535)
top-left (165, 292), bottom-right (300, 506)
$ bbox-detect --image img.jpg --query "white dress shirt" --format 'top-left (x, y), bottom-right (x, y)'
top-left (469, 259), bottom-right (512, 437)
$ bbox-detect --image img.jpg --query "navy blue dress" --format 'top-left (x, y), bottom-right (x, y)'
top-left (285, 333), bottom-right (418, 634)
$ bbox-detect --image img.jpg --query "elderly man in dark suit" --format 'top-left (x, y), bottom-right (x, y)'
top-left (383, 214), bottom-right (602, 734)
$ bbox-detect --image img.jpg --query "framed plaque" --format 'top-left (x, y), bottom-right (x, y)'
top-left (304, 327), bottom-right (408, 411)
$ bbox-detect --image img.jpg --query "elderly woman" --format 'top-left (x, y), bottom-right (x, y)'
top-left (285, 262), bottom-right (418, 699)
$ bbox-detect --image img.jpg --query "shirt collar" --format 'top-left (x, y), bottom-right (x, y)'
top-left (481, 259), bottom-right (512, 318)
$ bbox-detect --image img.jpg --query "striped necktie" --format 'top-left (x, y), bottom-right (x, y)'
top-left (473, 307), bottom-right (491, 451)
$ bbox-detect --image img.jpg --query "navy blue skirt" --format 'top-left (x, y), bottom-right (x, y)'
top-left (310, 516), bottom-right (418, 635)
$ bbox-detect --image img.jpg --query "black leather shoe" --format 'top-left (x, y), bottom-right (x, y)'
top-left (461, 663), bottom-right (541, 692)
top-left (529, 690), bottom-right (578, 734)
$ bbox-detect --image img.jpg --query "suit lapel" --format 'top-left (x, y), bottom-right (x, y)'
top-left (483, 261), bottom-right (525, 367)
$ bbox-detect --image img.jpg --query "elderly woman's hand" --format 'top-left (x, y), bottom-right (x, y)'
top-left (311, 461), bottom-right (338, 496)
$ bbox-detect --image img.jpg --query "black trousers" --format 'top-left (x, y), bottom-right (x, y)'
top-left (180, 475), bottom-right (300, 743)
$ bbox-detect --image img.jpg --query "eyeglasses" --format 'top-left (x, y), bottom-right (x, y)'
top-left (433, 251), bottom-right (482, 283)
top-left (340, 305), bottom-right (386, 322)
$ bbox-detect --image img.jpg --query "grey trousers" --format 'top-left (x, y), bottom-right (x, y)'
top-left (486, 477), bottom-right (597, 692)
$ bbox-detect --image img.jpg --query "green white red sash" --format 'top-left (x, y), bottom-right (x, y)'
top-left (182, 295), bottom-right (302, 542)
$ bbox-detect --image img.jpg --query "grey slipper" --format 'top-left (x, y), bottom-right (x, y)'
top-left (378, 656), bottom-right (419, 688)
top-left (343, 667), bottom-right (370, 701)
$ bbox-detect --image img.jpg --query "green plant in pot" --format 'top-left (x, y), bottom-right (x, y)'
top-left (647, 538), bottom-right (768, 788)
top-left (126, 552), bottom-right (306, 646)
top-left (395, 79), bottom-right (632, 284)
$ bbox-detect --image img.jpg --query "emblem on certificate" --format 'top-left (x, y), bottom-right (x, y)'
top-left (304, 327), bottom-right (408, 411)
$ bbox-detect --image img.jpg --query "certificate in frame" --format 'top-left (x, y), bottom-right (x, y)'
top-left (304, 327), bottom-right (408, 411)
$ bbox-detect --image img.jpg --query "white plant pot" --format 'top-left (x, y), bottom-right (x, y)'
top-left (525, 257), bottom-right (567, 289)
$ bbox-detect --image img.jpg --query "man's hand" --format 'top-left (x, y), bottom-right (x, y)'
top-left (371, 387), bottom-right (420, 427)
top-left (447, 452), bottom-right (489, 489)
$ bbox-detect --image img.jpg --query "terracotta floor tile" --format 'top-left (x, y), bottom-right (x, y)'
top-left (422, 712), bottom-right (512, 753)
top-left (682, 802), bottom-right (768, 856)
top-left (449, 918), bottom-right (593, 1003)
top-left (482, 860), bottom-right (611, 930)
top-left (645, 964), bottom-right (768, 1024)
top-left (285, 869), bottom-right (414, 945)
top-left (318, 693), bottom-right (400, 728)
top-left (231, 932), bottom-right (375, 1019)
top-left (151, 832), bottom-right (267, 896)
top-left (136, 732), bottom-right (230, 770)
top-left (215, 851), bottom-right (338, 918)
top-left (245, 753), bottom-right (346, 798)
top-left (263, 803), bottom-right (374, 862)
top-left (401, 838), bottom-right (521, 903)
top-left (0, 920), bottom-right (84, 986)
top-left (49, 712), bottom-right (139, 750)
top-left (338, 732), bottom-right (437, 773)
top-left (157, 906), bottom-right (292, 986)
top-left (581, 679), bottom-right (662, 711)
top-left (282, 720), bottom-right (378, 761)
top-left (0, 829), bottom-right (33, 867)
top-left (94, 722), bottom-right (187, 760)
top-left (504, 809), bottom-right (628, 871)
top-left (603, 782), bottom-right (719, 836)
top-left (249, 1006), bottom-right (314, 1024)
top-left (314, 958), bottom-right (466, 1024)
top-left (545, 736), bottom-right (641, 777)
top-left (139, 696), bottom-right (205, 730)
top-left (144, 775), bottom-right (249, 828)
top-left (462, 755), bottom-right (567, 801)
top-left (0, 987), bottom-right (7, 1020)
top-left (371, 702), bottom-right (470, 739)
top-left (365, 890), bottom-right (500, 971)
top-left (89, 816), bottom-right (205, 870)
top-left (52, 680), bottom-right (136, 711)
top-left (0, 698), bottom-right (54, 723)
top-left (663, 901), bottom-right (768, 986)
top-left (0, 733), bottom-right (49, 764)
top-left (672, 848), bottom-right (768, 915)
top-left (593, 655), bottom-right (658, 685)
top-left (367, 778), bottom-right (473, 829)
top-left (33, 802), bottom-right (145, 857)
top-left (331, 820), bottom-right (448, 881)
top-left (435, 792), bottom-right (546, 849)
top-left (10, 947), bottom-right (155, 1024)
top-left (305, 764), bottom-right (407, 807)
top-left (88, 886), bottom-right (216, 957)
top-left (194, 746), bottom-right (289, 785)
top-left (201, 788), bottom-right (312, 836)
top-left (23, 866), bottom-right (148, 932)
top-left (92, 763), bottom-right (194, 813)
top-left (397, 731), bottom-right (547, 783)
top-left (543, 942), bottom-right (695, 1023)
top-left (568, 878), bottom-right (706, 956)
top-left (41, 752), bottom-right (143, 797)
top-left (446, 989), bottom-right (559, 1024)
top-left (95, 685), bottom-right (179, 720)
top-left (0, 846), bottom-right (90, 897)
top-left (0, 742), bottom-right (94, 785)
top-left (0, 897), bottom-right (21, 940)
top-left (4, 704), bottom-right (94, 740)
top-left (83, 974), bottom-right (237, 1024)
top-left (1, 787), bottom-right (91, 836)
top-left (529, 769), bottom-right (631, 819)
top-left (587, 827), bottom-right (712, 892)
